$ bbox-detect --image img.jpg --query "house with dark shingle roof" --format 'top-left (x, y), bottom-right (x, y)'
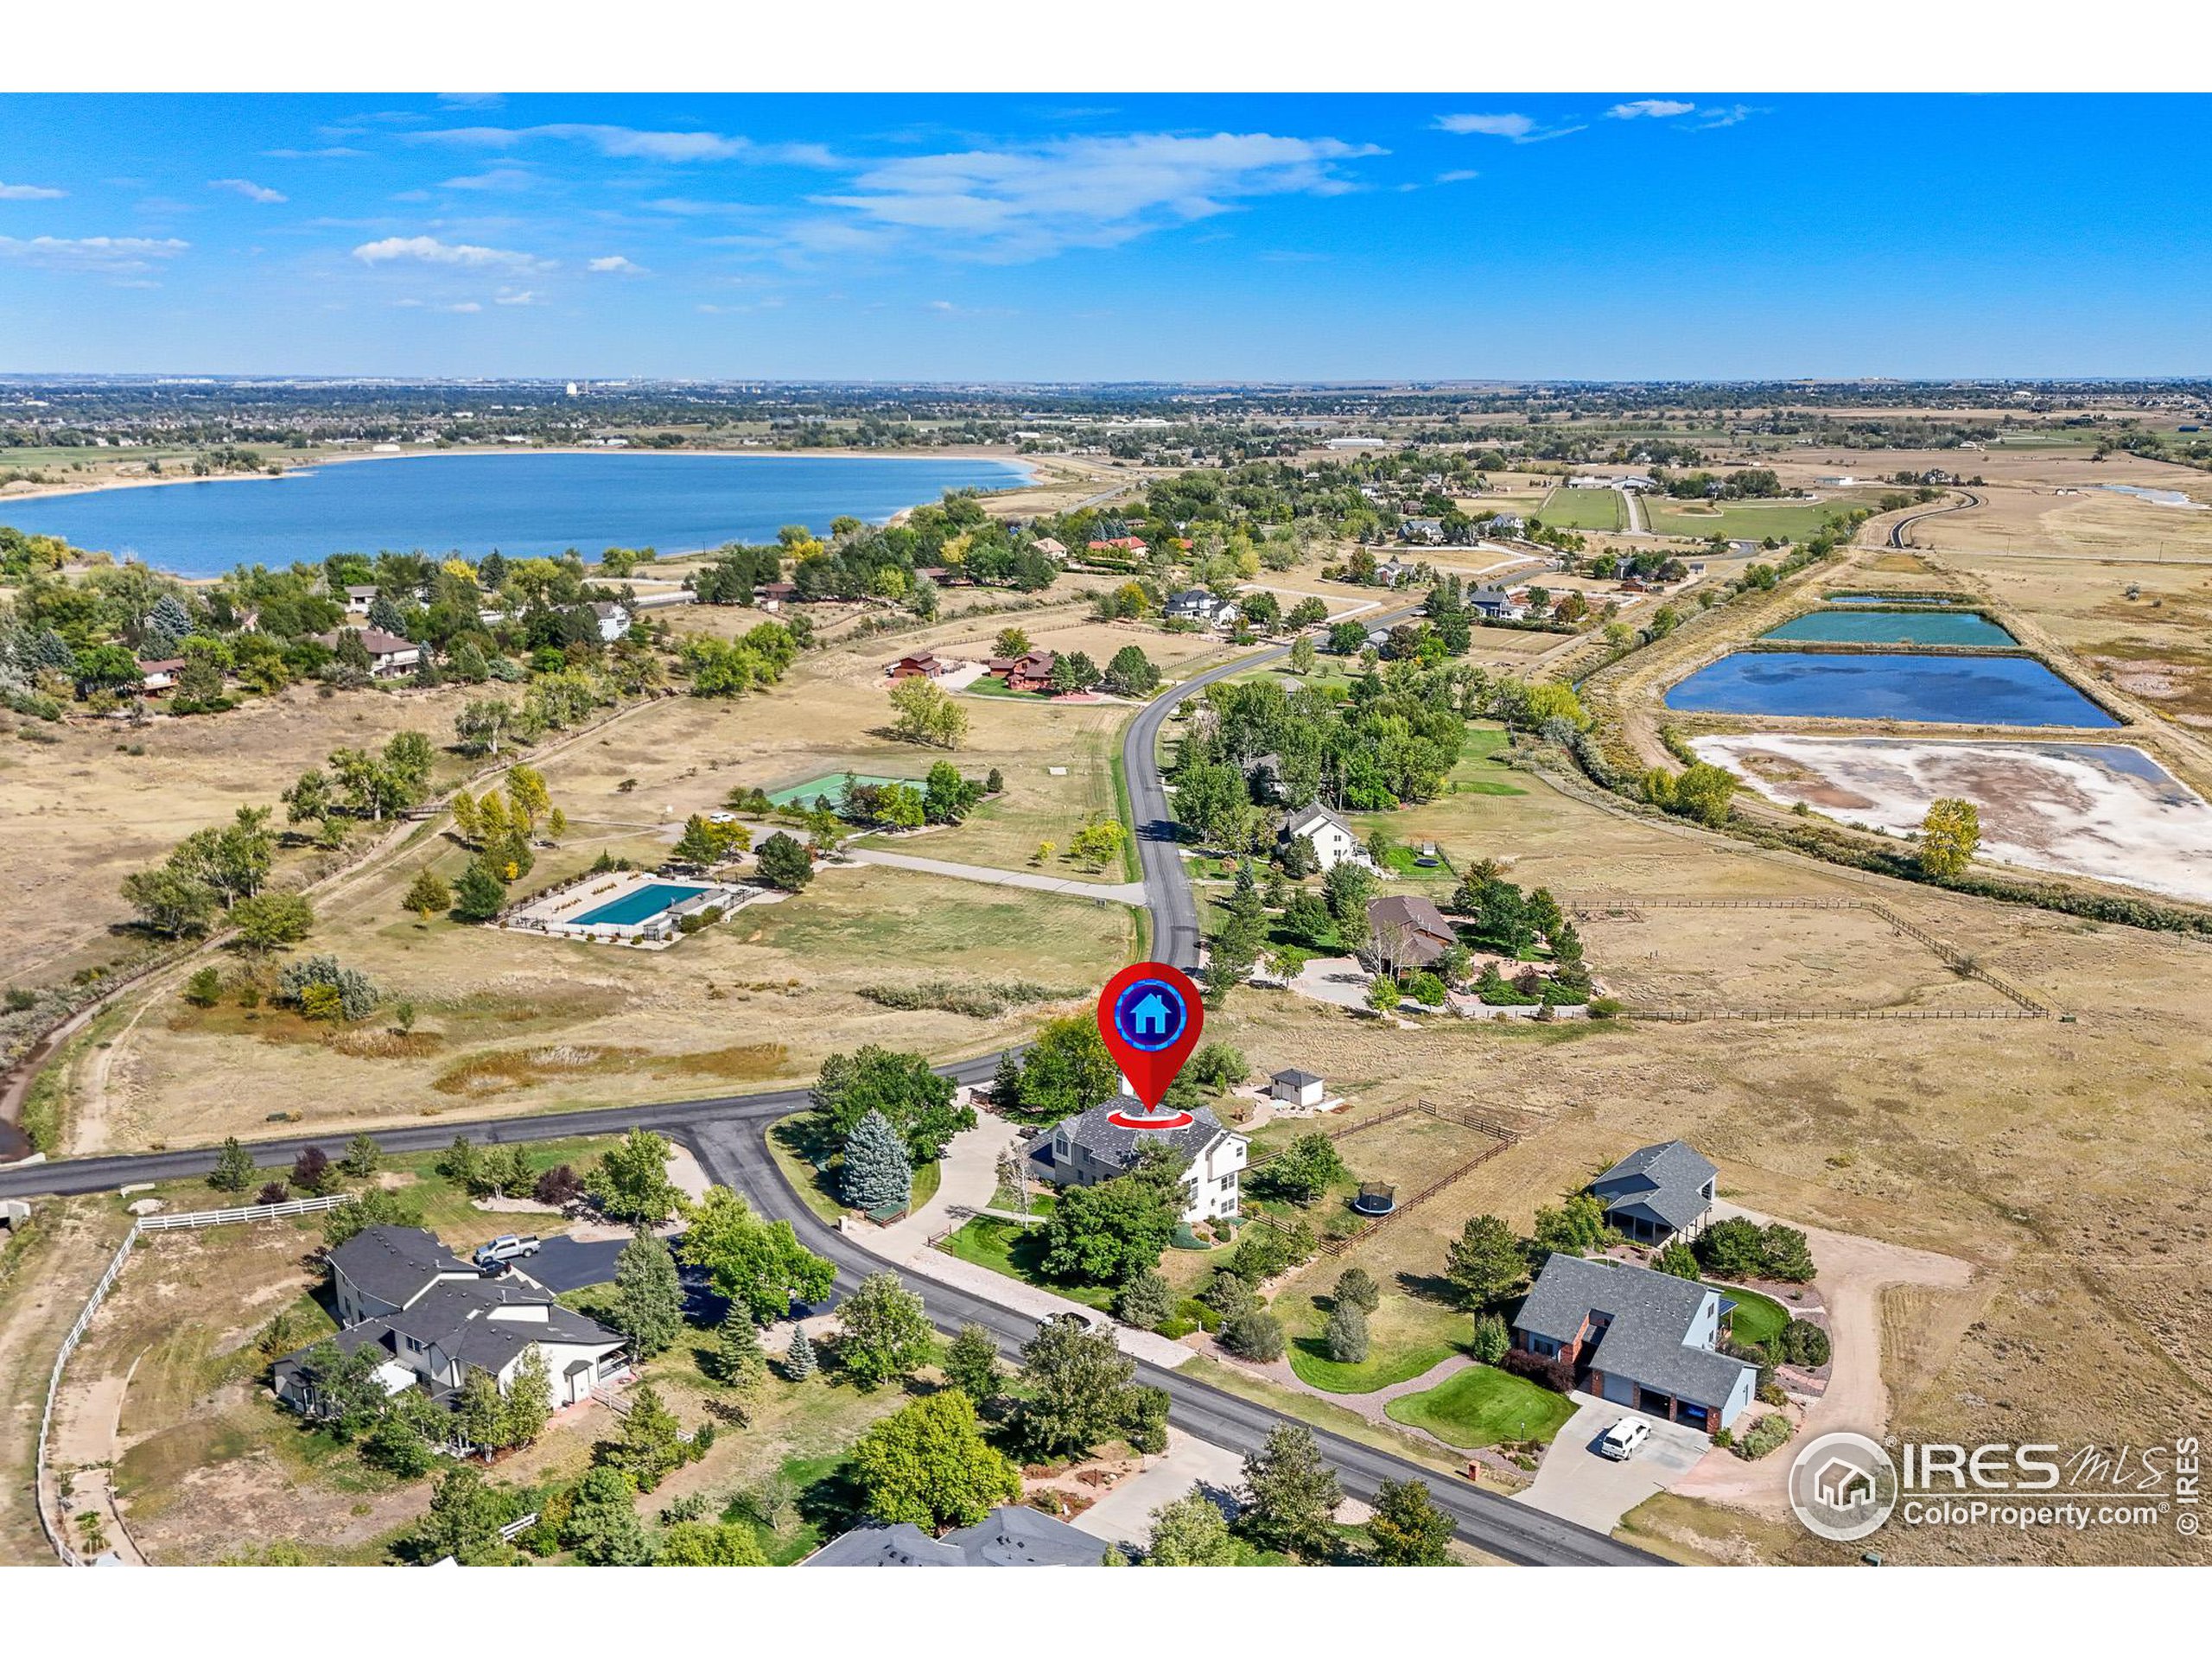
top-left (1512, 1253), bottom-right (1758, 1433)
top-left (274, 1225), bottom-right (627, 1427)
top-left (802, 1505), bottom-right (1108, 1567)
top-left (1587, 1140), bottom-right (1719, 1245)
top-left (1027, 1096), bottom-right (1247, 1224)
top-left (1365, 893), bottom-right (1457, 969)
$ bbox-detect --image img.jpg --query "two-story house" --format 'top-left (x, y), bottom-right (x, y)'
top-left (1586, 1139), bottom-right (1718, 1246)
top-left (1027, 1097), bottom-right (1247, 1224)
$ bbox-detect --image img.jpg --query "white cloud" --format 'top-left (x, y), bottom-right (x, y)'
top-left (0, 234), bottom-right (188, 274)
top-left (263, 146), bottom-right (368, 160)
top-left (1433, 111), bottom-right (1586, 145)
top-left (1608, 99), bottom-right (1696, 120)
top-left (415, 124), bottom-right (835, 168)
top-left (210, 178), bottom-right (287, 204)
top-left (440, 167), bottom-right (536, 192)
top-left (1436, 169), bottom-right (1481, 184)
top-left (392, 297), bottom-right (482, 312)
top-left (1694, 104), bottom-right (1758, 129)
top-left (493, 287), bottom-right (538, 305)
top-left (587, 254), bottom-right (647, 275)
top-left (351, 234), bottom-right (550, 271)
top-left (811, 130), bottom-right (1383, 261)
top-left (0, 180), bottom-right (67, 200)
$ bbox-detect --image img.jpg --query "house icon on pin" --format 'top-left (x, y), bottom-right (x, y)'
top-left (1131, 992), bottom-right (1173, 1038)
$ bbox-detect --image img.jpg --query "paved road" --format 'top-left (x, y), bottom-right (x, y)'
top-left (1886, 488), bottom-right (1983, 549)
top-left (679, 1116), bottom-right (1663, 1567)
top-left (1122, 611), bottom-right (1419, 969)
top-left (845, 848), bottom-right (1147, 906)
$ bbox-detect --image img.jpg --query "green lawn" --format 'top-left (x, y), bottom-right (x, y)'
top-left (1289, 1335), bottom-right (1465, 1395)
top-left (937, 1215), bottom-right (1115, 1311)
top-left (1721, 1285), bottom-right (1789, 1350)
top-left (1646, 493), bottom-right (1874, 543)
top-left (1537, 487), bottom-right (1626, 532)
top-left (1384, 1364), bottom-right (1579, 1449)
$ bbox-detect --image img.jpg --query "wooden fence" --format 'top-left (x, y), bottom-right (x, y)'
top-left (1249, 1099), bottom-right (1526, 1260)
top-left (35, 1192), bottom-right (356, 1565)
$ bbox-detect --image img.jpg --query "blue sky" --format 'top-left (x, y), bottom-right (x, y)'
top-left (1, 93), bottom-right (2206, 380)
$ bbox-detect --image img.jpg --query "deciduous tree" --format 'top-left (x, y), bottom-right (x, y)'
top-left (850, 1390), bottom-right (1020, 1530)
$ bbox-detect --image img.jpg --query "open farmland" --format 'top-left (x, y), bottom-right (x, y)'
top-left (1537, 486), bottom-right (1626, 532)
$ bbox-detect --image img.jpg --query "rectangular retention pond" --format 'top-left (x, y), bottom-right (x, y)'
top-left (1665, 652), bottom-right (2120, 728)
top-left (1761, 608), bottom-right (2018, 647)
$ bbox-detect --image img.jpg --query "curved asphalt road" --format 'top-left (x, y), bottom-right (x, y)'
top-left (0, 609), bottom-right (1657, 1565)
top-left (1886, 488), bottom-right (1983, 550)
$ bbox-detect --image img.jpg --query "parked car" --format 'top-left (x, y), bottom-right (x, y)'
top-left (1597, 1418), bottom-right (1652, 1461)
top-left (474, 1233), bottom-right (541, 1270)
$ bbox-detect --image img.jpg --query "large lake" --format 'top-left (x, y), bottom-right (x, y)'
top-left (1666, 651), bottom-right (2120, 728)
top-left (0, 451), bottom-right (1034, 577)
top-left (1761, 608), bottom-right (2017, 647)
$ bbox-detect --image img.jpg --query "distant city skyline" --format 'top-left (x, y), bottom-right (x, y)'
top-left (2, 92), bottom-right (2206, 380)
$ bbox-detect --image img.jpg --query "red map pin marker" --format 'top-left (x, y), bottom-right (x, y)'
top-left (1096, 961), bottom-right (1205, 1122)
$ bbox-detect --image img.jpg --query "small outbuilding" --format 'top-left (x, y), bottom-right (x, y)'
top-left (1269, 1067), bottom-right (1325, 1109)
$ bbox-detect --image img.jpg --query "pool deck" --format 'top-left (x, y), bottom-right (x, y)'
top-left (500, 868), bottom-right (759, 949)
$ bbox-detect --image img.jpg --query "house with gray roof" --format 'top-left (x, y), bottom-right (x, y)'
top-left (274, 1225), bottom-right (627, 1431)
top-left (803, 1505), bottom-right (1108, 1567)
top-left (1027, 1096), bottom-right (1247, 1224)
top-left (1279, 800), bottom-right (1367, 872)
top-left (1587, 1140), bottom-right (1719, 1245)
top-left (1512, 1253), bottom-right (1758, 1433)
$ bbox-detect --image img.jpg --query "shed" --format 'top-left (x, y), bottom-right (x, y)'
top-left (1270, 1068), bottom-right (1325, 1109)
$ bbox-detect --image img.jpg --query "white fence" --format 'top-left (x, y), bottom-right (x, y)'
top-left (35, 1191), bottom-right (356, 1565)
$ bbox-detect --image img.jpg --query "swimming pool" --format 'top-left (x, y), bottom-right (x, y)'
top-left (765, 772), bottom-right (919, 809)
top-left (571, 882), bottom-right (711, 928)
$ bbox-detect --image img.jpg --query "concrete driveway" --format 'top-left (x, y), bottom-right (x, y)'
top-left (1514, 1393), bottom-right (1712, 1533)
top-left (1071, 1429), bottom-right (1248, 1551)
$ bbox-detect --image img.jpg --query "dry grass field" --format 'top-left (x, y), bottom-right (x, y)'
top-left (0, 681), bottom-right (482, 988)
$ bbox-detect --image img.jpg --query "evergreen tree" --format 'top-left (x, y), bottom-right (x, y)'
top-left (709, 1314), bottom-right (767, 1393)
top-left (209, 1136), bottom-right (255, 1193)
top-left (610, 1230), bottom-right (684, 1359)
top-left (1325, 1300), bottom-right (1370, 1364)
top-left (838, 1108), bottom-right (914, 1212)
top-left (612, 1382), bottom-right (685, 1491)
top-left (565, 1466), bottom-right (655, 1565)
top-left (1332, 1266), bottom-right (1381, 1314)
top-left (1239, 1423), bottom-right (1343, 1560)
top-left (503, 1346), bottom-right (553, 1448)
top-left (785, 1326), bottom-right (817, 1381)
top-left (1116, 1268), bottom-right (1175, 1332)
top-left (340, 1133), bottom-right (381, 1179)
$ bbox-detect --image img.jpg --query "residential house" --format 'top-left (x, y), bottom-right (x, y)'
top-left (1398, 517), bottom-right (1446, 545)
top-left (1510, 1253), bottom-right (1758, 1432)
top-left (756, 581), bottom-right (798, 610)
top-left (1468, 586), bottom-right (1523, 620)
top-left (315, 626), bottom-right (422, 679)
top-left (1586, 1140), bottom-right (1718, 1246)
top-left (1032, 537), bottom-right (1069, 561)
top-left (1375, 556), bottom-right (1418, 587)
top-left (803, 1506), bottom-right (1107, 1567)
top-left (1279, 802), bottom-right (1366, 872)
top-left (1270, 1067), bottom-right (1326, 1109)
top-left (1164, 588), bottom-right (1233, 626)
top-left (1479, 512), bottom-right (1525, 538)
top-left (988, 651), bottom-right (1057, 693)
top-left (273, 1225), bottom-right (630, 1425)
top-left (343, 584), bottom-right (379, 617)
top-left (1027, 1096), bottom-right (1247, 1224)
top-left (590, 601), bottom-right (632, 643)
top-left (1365, 893), bottom-right (1458, 969)
top-left (1087, 536), bottom-right (1148, 557)
top-left (136, 657), bottom-right (185, 696)
top-left (888, 649), bottom-right (951, 680)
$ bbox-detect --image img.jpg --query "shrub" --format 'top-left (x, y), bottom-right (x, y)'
top-left (276, 954), bottom-right (378, 1022)
top-left (1500, 1347), bottom-right (1573, 1393)
top-left (1694, 1216), bottom-right (1765, 1281)
top-left (1779, 1318), bottom-right (1832, 1369)
top-left (1471, 1311), bottom-right (1510, 1364)
top-left (184, 967), bottom-right (222, 1007)
top-left (1332, 1266), bottom-right (1380, 1315)
top-left (1219, 1310), bottom-right (1287, 1363)
top-left (256, 1181), bottom-right (289, 1205)
top-left (1731, 1412), bottom-right (1795, 1461)
top-left (1758, 1224), bottom-right (1816, 1283)
top-left (1324, 1301), bottom-right (1370, 1364)
top-left (533, 1163), bottom-right (584, 1207)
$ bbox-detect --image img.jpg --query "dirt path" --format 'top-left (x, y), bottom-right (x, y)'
top-left (1669, 1198), bottom-right (1976, 1516)
top-left (48, 1354), bottom-right (147, 1564)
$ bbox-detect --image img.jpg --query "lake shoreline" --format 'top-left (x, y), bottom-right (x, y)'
top-left (0, 441), bottom-right (1039, 509)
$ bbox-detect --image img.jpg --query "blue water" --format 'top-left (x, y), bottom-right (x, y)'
top-left (1666, 652), bottom-right (2120, 728)
top-left (1762, 609), bottom-right (2017, 647)
top-left (571, 882), bottom-right (710, 928)
top-left (0, 452), bottom-right (1034, 577)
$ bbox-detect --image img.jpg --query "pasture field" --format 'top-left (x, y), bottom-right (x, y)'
top-left (1538, 486), bottom-right (1627, 532)
top-left (1645, 493), bottom-right (1878, 544)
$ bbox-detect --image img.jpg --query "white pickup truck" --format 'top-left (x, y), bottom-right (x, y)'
top-left (474, 1234), bottom-right (542, 1270)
